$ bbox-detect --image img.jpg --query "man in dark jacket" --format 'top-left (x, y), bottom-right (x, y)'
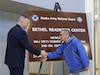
top-left (5, 15), bottom-right (47, 75)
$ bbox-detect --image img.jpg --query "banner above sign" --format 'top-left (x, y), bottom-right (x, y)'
top-left (27, 11), bottom-right (92, 61)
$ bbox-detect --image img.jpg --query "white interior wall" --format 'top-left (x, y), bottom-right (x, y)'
top-left (85, 0), bottom-right (94, 75)
top-left (0, 11), bottom-right (21, 75)
top-left (12, 0), bottom-right (85, 13)
top-left (0, 11), bottom-right (3, 75)
top-left (98, 22), bottom-right (100, 75)
top-left (86, 13), bottom-right (94, 75)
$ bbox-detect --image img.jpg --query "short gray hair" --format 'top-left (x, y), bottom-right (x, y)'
top-left (19, 15), bottom-right (29, 22)
top-left (61, 29), bottom-right (70, 36)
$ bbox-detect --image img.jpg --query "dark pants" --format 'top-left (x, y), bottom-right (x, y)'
top-left (8, 66), bottom-right (23, 75)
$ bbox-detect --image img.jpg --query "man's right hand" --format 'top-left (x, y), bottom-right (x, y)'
top-left (41, 50), bottom-right (48, 57)
top-left (84, 66), bottom-right (89, 71)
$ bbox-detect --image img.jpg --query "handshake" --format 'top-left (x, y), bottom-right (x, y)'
top-left (40, 50), bottom-right (48, 61)
top-left (41, 50), bottom-right (48, 57)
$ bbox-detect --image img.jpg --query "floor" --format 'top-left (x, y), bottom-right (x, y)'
top-left (29, 73), bottom-right (50, 75)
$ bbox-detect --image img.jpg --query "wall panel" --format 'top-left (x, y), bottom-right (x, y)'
top-left (0, 11), bottom-right (20, 75)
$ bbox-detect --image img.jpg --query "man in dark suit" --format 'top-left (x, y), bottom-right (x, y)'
top-left (5, 15), bottom-right (47, 75)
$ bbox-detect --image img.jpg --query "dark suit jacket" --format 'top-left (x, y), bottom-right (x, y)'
top-left (5, 24), bottom-right (41, 69)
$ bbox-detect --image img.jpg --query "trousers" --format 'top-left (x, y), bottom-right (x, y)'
top-left (8, 66), bottom-right (23, 75)
top-left (70, 71), bottom-right (89, 75)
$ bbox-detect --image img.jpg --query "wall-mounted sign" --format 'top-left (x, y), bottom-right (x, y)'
top-left (27, 11), bottom-right (92, 61)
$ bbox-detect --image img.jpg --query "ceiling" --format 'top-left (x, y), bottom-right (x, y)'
top-left (0, 0), bottom-right (51, 15)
